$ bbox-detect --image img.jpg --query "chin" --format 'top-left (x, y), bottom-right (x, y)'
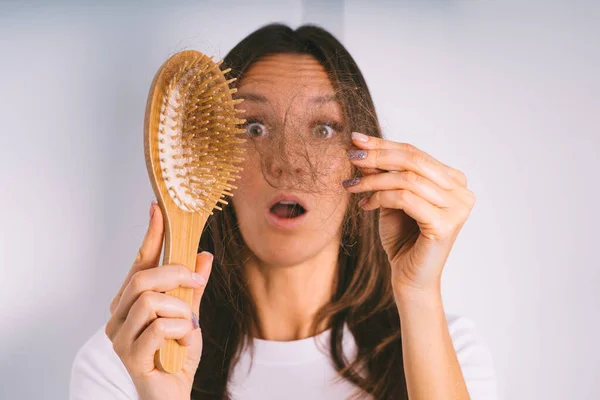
top-left (246, 232), bottom-right (322, 268)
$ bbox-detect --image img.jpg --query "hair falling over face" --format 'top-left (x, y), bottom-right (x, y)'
top-left (191, 24), bottom-right (409, 400)
top-left (247, 111), bottom-right (353, 195)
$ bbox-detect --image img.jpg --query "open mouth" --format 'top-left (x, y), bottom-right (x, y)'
top-left (266, 194), bottom-right (309, 229)
top-left (269, 201), bottom-right (307, 219)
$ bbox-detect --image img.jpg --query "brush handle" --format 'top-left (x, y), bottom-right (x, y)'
top-left (154, 203), bottom-right (207, 374)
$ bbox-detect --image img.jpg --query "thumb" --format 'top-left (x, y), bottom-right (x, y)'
top-left (191, 251), bottom-right (213, 314)
top-left (109, 201), bottom-right (164, 315)
top-left (134, 201), bottom-right (165, 268)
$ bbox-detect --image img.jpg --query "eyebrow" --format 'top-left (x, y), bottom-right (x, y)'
top-left (237, 93), bottom-right (269, 103)
top-left (236, 92), bottom-right (338, 105)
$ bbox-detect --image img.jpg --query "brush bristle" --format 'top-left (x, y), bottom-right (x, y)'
top-left (157, 55), bottom-right (246, 214)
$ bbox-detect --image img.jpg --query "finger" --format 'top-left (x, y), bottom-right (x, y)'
top-left (135, 201), bottom-right (165, 267)
top-left (348, 149), bottom-right (458, 191)
top-left (343, 171), bottom-right (450, 208)
top-left (350, 132), bottom-right (467, 186)
top-left (109, 202), bottom-right (165, 314)
top-left (118, 291), bottom-right (195, 346)
top-left (191, 252), bottom-right (214, 313)
top-left (111, 264), bottom-right (206, 323)
top-left (130, 318), bottom-right (196, 374)
top-left (351, 132), bottom-right (441, 163)
top-left (354, 166), bottom-right (383, 177)
top-left (360, 189), bottom-right (441, 227)
top-left (177, 326), bottom-right (198, 348)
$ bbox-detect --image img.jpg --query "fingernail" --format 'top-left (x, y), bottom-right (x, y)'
top-left (352, 132), bottom-right (369, 142)
top-left (342, 177), bottom-right (361, 188)
top-left (348, 150), bottom-right (367, 160)
top-left (192, 272), bottom-right (207, 285)
top-left (191, 312), bottom-right (199, 329)
top-left (149, 202), bottom-right (156, 220)
top-left (358, 198), bottom-right (369, 207)
top-left (200, 251), bottom-right (214, 262)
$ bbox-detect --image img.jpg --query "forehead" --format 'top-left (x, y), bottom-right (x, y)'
top-left (237, 53), bottom-right (337, 105)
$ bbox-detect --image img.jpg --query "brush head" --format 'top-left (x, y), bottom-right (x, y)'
top-left (145, 50), bottom-right (246, 216)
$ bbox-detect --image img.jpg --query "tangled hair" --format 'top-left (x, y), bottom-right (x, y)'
top-left (191, 23), bottom-right (408, 399)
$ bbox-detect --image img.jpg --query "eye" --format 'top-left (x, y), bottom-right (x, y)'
top-left (245, 120), bottom-right (267, 137)
top-left (312, 123), bottom-right (335, 139)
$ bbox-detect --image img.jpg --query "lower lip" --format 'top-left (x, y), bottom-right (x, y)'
top-left (265, 209), bottom-right (309, 229)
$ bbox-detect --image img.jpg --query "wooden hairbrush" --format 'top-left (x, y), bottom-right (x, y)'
top-left (143, 50), bottom-right (245, 374)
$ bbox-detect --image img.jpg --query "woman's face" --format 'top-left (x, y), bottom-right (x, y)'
top-left (232, 53), bottom-right (353, 267)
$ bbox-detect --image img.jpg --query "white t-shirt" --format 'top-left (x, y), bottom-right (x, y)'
top-left (70, 315), bottom-right (497, 399)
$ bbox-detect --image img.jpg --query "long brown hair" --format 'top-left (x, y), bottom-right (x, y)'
top-left (192, 24), bottom-right (407, 399)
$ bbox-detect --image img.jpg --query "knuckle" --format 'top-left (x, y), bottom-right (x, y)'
top-left (397, 189), bottom-right (411, 202)
top-left (177, 265), bottom-right (189, 282)
top-left (151, 318), bottom-right (167, 336)
top-left (137, 291), bottom-right (155, 309)
top-left (111, 339), bottom-right (118, 353)
top-left (400, 142), bottom-right (416, 153)
top-left (407, 152), bottom-right (426, 166)
top-left (358, 177), bottom-right (372, 191)
top-left (400, 171), bottom-right (420, 184)
top-left (105, 320), bottom-right (114, 340)
top-left (130, 271), bottom-right (145, 291)
top-left (112, 336), bottom-right (124, 356)
top-left (393, 197), bottom-right (404, 209)
top-left (453, 168), bottom-right (468, 185)
top-left (108, 296), bottom-right (119, 315)
top-left (380, 190), bottom-right (399, 207)
top-left (372, 149), bottom-right (381, 165)
top-left (371, 191), bottom-right (382, 204)
top-left (467, 189), bottom-right (476, 205)
top-left (392, 190), bottom-right (412, 208)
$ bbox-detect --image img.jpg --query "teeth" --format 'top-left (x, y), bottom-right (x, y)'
top-left (279, 201), bottom-right (297, 205)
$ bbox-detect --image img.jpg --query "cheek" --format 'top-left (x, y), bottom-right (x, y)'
top-left (317, 148), bottom-right (353, 222)
top-left (236, 147), bottom-right (263, 189)
top-left (231, 149), bottom-right (264, 216)
top-left (320, 146), bottom-right (353, 186)
top-left (313, 161), bottom-right (352, 222)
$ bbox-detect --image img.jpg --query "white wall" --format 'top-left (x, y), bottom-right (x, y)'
top-left (1, 1), bottom-right (598, 399)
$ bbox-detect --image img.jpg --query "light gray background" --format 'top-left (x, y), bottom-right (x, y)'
top-left (1, 0), bottom-right (598, 399)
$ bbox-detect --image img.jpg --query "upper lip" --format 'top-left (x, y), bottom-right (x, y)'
top-left (267, 193), bottom-right (309, 212)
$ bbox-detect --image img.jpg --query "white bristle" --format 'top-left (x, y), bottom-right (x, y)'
top-left (159, 87), bottom-right (197, 211)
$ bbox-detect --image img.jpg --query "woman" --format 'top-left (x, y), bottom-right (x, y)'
top-left (70, 24), bottom-right (496, 399)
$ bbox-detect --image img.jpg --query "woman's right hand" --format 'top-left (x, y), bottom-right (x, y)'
top-left (105, 202), bottom-right (213, 400)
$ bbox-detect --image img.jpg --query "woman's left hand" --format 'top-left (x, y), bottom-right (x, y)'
top-left (343, 132), bottom-right (476, 295)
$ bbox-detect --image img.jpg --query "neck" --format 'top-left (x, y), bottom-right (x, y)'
top-left (243, 242), bottom-right (340, 341)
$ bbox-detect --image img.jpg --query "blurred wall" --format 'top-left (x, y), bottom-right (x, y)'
top-left (0, 1), bottom-right (598, 399)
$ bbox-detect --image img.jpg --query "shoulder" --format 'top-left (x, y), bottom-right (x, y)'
top-left (445, 314), bottom-right (498, 400)
top-left (69, 324), bottom-right (137, 400)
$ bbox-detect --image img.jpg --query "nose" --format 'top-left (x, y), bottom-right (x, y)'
top-left (262, 134), bottom-right (308, 184)
top-left (264, 153), bottom-right (306, 180)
